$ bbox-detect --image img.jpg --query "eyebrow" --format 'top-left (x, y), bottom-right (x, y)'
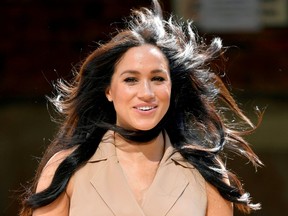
top-left (120, 69), bottom-right (169, 76)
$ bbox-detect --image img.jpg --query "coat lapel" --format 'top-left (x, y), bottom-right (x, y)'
top-left (141, 132), bottom-right (190, 216)
top-left (89, 131), bottom-right (146, 216)
top-left (88, 131), bottom-right (197, 216)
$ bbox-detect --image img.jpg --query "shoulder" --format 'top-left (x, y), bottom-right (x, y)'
top-left (33, 148), bottom-right (76, 216)
top-left (36, 148), bottom-right (76, 193)
top-left (205, 182), bottom-right (233, 216)
top-left (205, 158), bottom-right (233, 216)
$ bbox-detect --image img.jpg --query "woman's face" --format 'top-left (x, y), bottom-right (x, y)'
top-left (106, 44), bottom-right (171, 131)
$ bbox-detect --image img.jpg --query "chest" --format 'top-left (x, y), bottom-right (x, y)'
top-left (119, 160), bottom-right (161, 205)
top-left (69, 158), bottom-right (207, 216)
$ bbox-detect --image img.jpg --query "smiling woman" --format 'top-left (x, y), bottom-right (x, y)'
top-left (20, 0), bottom-right (262, 215)
top-left (106, 44), bottom-right (171, 131)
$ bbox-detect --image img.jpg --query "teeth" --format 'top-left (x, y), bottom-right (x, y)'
top-left (137, 106), bottom-right (154, 111)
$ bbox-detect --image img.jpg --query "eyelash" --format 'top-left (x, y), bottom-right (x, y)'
top-left (123, 76), bottom-right (165, 83)
top-left (152, 76), bottom-right (165, 82)
top-left (124, 77), bottom-right (138, 83)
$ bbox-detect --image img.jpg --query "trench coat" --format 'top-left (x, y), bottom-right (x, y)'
top-left (69, 131), bottom-right (207, 216)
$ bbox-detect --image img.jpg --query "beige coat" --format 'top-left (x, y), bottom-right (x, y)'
top-left (69, 131), bottom-right (207, 216)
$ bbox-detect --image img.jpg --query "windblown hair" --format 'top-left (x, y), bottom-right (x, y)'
top-left (20, 0), bottom-right (262, 215)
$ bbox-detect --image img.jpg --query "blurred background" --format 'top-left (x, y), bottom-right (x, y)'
top-left (0, 0), bottom-right (287, 215)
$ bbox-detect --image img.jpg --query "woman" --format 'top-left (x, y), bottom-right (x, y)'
top-left (20, 0), bottom-right (263, 215)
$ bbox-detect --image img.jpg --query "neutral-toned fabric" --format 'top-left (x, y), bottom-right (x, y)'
top-left (69, 131), bottom-right (207, 216)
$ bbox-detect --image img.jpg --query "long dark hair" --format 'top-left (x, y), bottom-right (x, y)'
top-left (20, 0), bottom-right (262, 215)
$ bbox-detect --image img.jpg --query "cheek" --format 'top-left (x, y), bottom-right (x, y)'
top-left (159, 85), bottom-right (172, 101)
top-left (110, 85), bottom-right (134, 105)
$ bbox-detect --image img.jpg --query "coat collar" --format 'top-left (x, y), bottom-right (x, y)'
top-left (88, 130), bottom-right (193, 167)
top-left (88, 130), bottom-right (116, 162)
top-left (88, 130), bottom-right (195, 216)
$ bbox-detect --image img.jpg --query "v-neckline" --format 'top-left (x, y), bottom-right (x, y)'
top-left (117, 156), bottom-right (162, 207)
top-left (114, 132), bottom-right (166, 207)
top-left (88, 130), bottom-right (193, 216)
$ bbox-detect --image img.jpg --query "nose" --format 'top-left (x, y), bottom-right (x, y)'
top-left (138, 80), bottom-right (155, 101)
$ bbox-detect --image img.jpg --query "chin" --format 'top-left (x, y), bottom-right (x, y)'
top-left (138, 127), bottom-right (155, 131)
top-left (132, 118), bottom-right (165, 131)
top-left (133, 124), bottom-right (157, 131)
top-left (120, 118), bottom-right (163, 131)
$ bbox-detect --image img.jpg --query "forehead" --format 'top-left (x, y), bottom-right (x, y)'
top-left (115, 44), bottom-right (169, 70)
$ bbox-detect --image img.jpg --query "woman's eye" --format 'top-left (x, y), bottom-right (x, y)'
top-left (152, 76), bottom-right (165, 82)
top-left (124, 77), bottom-right (138, 83)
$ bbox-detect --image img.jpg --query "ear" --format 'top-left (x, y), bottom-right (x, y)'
top-left (105, 87), bottom-right (113, 102)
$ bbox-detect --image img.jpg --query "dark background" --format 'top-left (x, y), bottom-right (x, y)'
top-left (0, 0), bottom-right (287, 215)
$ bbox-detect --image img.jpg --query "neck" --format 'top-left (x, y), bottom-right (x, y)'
top-left (114, 132), bottom-right (165, 163)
